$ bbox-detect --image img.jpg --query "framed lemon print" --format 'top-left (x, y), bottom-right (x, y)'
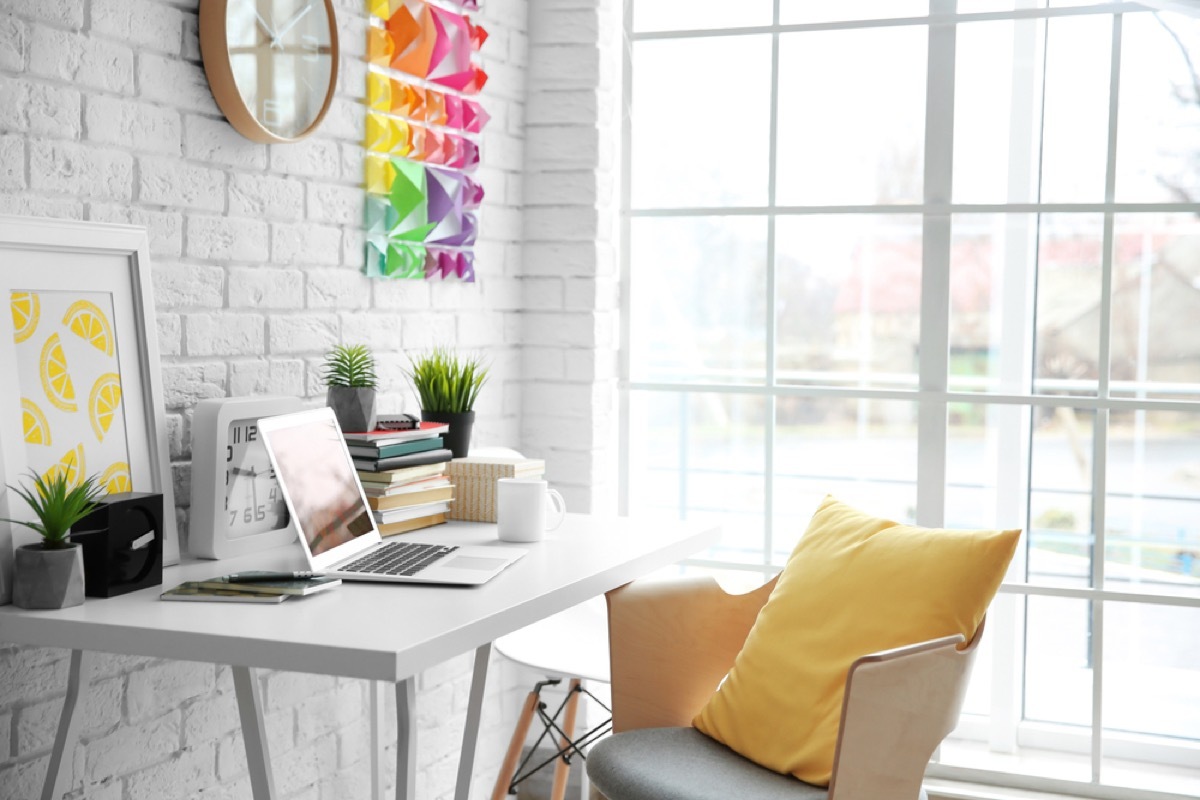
top-left (0, 216), bottom-right (178, 604)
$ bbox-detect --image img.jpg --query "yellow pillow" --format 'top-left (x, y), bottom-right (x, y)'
top-left (693, 495), bottom-right (1020, 786)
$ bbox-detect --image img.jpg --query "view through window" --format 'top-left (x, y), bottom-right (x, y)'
top-left (619, 2), bottom-right (1200, 797)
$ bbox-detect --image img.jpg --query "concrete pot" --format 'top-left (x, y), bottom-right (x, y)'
top-left (13, 543), bottom-right (85, 610)
top-left (326, 386), bottom-right (377, 433)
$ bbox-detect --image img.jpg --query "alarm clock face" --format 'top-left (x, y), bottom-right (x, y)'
top-left (225, 0), bottom-right (335, 139)
top-left (225, 417), bottom-right (289, 537)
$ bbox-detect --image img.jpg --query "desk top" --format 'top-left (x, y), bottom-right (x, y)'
top-left (0, 514), bottom-right (718, 682)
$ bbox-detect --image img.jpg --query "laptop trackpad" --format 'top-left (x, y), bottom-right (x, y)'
top-left (445, 556), bottom-right (509, 571)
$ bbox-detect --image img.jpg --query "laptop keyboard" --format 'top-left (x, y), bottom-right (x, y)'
top-left (341, 541), bottom-right (459, 577)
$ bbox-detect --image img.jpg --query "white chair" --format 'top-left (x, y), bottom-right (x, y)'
top-left (467, 447), bottom-right (613, 800)
top-left (492, 598), bottom-right (611, 800)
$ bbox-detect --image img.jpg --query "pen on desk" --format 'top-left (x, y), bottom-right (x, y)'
top-left (221, 571), bottom-right (322, 583)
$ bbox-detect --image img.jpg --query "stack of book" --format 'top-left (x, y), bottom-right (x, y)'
top-left (346, 420), bottom-right (456, 537)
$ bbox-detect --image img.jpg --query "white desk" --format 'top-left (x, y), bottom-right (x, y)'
top-left (0, 514), bottom-right (718, 800)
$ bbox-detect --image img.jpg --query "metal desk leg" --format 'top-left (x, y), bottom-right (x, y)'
top-left (233, 666), bottom-right (277, 800)
top-left (371, 682), bottom-right (385, 800)
top-left (454, 643), bottom-right (492, 800)
top-left (395, 678), bottom-right (416, 800)
top-left (42, 649), bottom-right (96, 800)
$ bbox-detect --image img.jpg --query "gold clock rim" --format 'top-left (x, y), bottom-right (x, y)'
top-left (198, 0), bottom-right (341, 145)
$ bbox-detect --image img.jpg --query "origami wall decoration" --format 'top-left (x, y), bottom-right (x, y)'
top-left (363, 0), bottom-right (488, 281)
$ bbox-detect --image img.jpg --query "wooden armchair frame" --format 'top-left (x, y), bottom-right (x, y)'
top-left (605, 576), bottom-right (983, 799)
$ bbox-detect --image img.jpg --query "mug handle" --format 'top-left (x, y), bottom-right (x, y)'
top-left (546, 488), bottom-right (566, 531)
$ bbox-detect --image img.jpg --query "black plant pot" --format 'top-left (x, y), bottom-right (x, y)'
top-left (421, 410), bottom-right (475, 458)
top-left (327, 386), bottom-right (377, 432)
top-left (70, 492), bottom-right (163, 598)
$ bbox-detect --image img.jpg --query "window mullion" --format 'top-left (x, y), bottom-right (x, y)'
top-left (1090, 8), bottom-right (1126, 784)
top-left (916, 0), bottom-right (957, 530)
top-left (763, 0), bottom-right (780, 570)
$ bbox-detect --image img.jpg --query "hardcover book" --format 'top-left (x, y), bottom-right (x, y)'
top-left (346, 436), bottom-right (445, 459)
top-left (354, 448), bottom-right (454, 472)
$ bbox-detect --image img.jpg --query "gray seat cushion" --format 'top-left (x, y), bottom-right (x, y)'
top-left (587, 727), bottom-right (829, 800)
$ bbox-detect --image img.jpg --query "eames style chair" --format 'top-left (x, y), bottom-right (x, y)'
top-left (586, 575), bottom-right (984, 800)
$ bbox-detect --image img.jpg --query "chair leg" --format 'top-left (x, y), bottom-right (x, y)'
top-left (550, 679), bottom-right (582, 800)
top-left (492, 689), bottom-right (540, 800)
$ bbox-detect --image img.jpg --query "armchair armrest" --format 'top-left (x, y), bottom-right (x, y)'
top-left (829, 620), bottom-right (985, 800)
top-left (605, 575), bottom-right (777, 732)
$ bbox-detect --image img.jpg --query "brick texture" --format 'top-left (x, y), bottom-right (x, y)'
top-left (0, 0), bottom-right (537, 795)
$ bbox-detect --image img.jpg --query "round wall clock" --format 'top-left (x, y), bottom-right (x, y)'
top-left (198, 0), bottom-right (339, 143)
top-left (190, 396), bottom-right (303, 559)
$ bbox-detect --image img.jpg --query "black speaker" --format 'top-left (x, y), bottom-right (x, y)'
top-left (70, 492), bottom-right (164, 598)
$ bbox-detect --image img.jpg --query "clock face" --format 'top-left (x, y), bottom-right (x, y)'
top-left (225, 417), bottom-right (289, 537)
top-left (225, 0), bottom-right (335, 140)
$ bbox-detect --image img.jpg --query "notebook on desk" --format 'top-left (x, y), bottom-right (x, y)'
top-left (258, 407), bottom-right (527, 585)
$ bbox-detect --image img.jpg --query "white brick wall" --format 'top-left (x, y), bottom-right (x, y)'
top-left (0, 0), bottom-right (548, 795)
top-left (522, 0), bottom-right (622, 514)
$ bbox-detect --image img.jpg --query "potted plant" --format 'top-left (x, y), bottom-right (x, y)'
top-left (406, 348), bottom-right (489, 458)
top-left (323, 343), bottom-right (379, 432)
top-left (2, 471), bottom-right (103, 609)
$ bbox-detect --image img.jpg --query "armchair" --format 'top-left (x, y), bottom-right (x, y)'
top-left (586, 575), bottom-right (983, 800)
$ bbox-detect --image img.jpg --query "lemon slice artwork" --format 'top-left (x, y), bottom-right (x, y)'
top-left (21, 397), bottom-right (51, 446)
top-left (89, 373), bottom-right (123, 442)
top-left (39, 333), bottom-right (77, 412)
top-left (100, 461), bottom-right (131, 494)
top-left (63, 300), bottom-right (115, 357)
top-left (43, 443), bottom-right (86, 488)
top-left (11, 292), bottom-right (40, 343)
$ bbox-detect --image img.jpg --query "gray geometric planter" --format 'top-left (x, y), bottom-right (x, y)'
top-left (326, 386), bottom-right (378, 433)
top-left (13, 543), bottom-right (85, 610)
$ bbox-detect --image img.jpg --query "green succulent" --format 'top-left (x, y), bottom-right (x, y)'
top-left (322, 344), bottom-right (378, 389)
top-left (1, 471), bottom-right (104, 549)
top-left (406, 348), bottom-right (489, 413)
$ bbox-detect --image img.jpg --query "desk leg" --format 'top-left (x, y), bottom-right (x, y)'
top-left (454, 643), bottom-right (492, 800)
top-left (394, 678), bottom-right (416, 800)
top-left (41, 649), bottom-right (95, 800)
top-left (233, 666), bottom-right (277, 800)
top-left (370, 682), bottom-right (385, 800)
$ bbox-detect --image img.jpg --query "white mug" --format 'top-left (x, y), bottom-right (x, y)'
top-left (496, 478), bottom-right (566, 543)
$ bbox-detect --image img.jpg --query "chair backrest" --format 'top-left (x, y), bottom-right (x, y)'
top-left (606, 574), bottom-right (777, 732)
top-left (828, 619), bottom-right (985, 800)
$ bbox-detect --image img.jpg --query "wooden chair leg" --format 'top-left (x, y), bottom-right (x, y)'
top-left (492, 690), bottom-right (540, 800)
top-left (551, 679), bottom-right (583, 800)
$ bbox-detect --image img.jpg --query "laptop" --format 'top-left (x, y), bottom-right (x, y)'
top-left (259, 407), bottom-right (527, 585)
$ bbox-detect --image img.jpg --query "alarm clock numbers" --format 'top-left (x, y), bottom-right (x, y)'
top-left (226, 0), bottom-right (334, 139)
top-left (225, 418), bottom-right (289, 537)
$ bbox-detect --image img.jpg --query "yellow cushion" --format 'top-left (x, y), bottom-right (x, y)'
top-left (692, 495), bottom-right (1020, 786)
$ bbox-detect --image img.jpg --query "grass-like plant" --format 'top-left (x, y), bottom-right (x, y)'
top-left (1, 471), bottom-right (103, 550)
top-left (407, 348), bottom-right (489, 413)
top-left (322, 344), bottom-right (378, 389)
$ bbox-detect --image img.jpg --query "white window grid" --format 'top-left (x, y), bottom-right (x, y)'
top-left (617, 2), bottom-right (1200, 798)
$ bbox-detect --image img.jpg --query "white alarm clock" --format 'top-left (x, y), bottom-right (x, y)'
top-left (189, 396), bottom-right (304, 559)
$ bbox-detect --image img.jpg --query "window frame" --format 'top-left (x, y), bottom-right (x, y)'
top-left (618, 2), bottom-right (1200, 798)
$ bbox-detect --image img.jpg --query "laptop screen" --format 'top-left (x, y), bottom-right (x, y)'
top-left (262, 412), bottom-right (374, 556)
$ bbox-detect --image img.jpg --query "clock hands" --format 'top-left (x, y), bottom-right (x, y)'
top-left (271, 2), bottom-right (313, 49)
top-left (253, 7), bottom-right (277, 43)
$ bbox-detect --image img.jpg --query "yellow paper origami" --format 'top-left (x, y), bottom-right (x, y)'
top-left (367, 0), bottom-right (392, 20)
top-left (365, 113), bottom-right (394, 153)
top-left (367, 72), bottom-right (391, 112)
top-left (364, 154), bottom-right (396, 195)
top-left (392, 118), bottom-right (413, 157)
top-left (367, 27), bottom-right (394, 67)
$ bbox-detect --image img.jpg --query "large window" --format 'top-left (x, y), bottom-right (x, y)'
top-left (620, 2), bottom-right (1200, 798)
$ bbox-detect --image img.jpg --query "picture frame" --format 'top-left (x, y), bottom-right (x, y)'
top-left (0, 215), bottom-right (178, 604)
